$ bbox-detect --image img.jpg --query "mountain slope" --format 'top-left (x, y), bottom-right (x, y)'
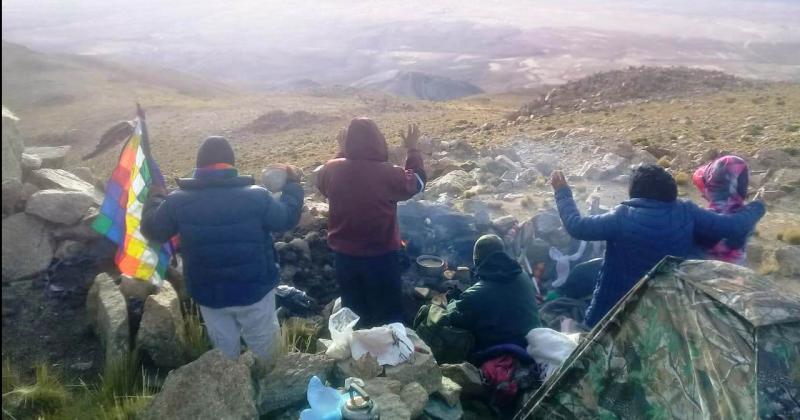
top-left (1, 41), bottom-right (233, 111)
top-left (352, 70), bottom-right (483, 101)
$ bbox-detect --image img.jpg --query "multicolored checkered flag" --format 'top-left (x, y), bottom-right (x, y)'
top-left (92, 115), bottom-right (171, 285)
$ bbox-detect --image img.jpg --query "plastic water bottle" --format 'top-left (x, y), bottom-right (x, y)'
top-left (301, 376), bottom-right (342, 420)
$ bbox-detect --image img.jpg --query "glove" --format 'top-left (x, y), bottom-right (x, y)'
top-left (284, 164), bottom-right (302, 183)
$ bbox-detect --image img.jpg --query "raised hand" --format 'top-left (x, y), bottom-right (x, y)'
top-left (550, 170), bottom-right (569, 190)
top-left (399, 123), bottom-right (421, 150)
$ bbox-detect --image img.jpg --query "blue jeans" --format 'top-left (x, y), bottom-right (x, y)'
top-left (334, 251), bottom-right (404, 329)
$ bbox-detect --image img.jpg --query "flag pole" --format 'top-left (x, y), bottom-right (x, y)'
top-left (135, 103), bottom-right (166, 188)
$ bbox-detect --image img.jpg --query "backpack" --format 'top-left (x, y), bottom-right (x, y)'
top-left (480, 354), bottom-right (519, 407)
top-left (413, 302), bottom-right (475, 364)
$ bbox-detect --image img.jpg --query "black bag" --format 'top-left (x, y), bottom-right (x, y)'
top-left (413, 303), bottom-right (475, 364)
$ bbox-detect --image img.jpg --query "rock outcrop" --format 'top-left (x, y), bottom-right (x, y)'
top-left (1, 213), bottom-right (54, 280)
top-left (258, 352), bottom-right (335, 415)
top-left (23, 146), bottom-right (71, 169)
top-left (28, 169), bottom-right (102, 204)
top-left (2, 107), bottom-right (24, 182)
top-left (136, 282), bottom-right (188, 369)
top-left (25, 189), bottom-right (94, 225)
top-left (142, 350), bottom-right (257, 420)
top-left (86, 273), bottom-right (130, 364)
top-left (383, 331), bottom-right (442, 394)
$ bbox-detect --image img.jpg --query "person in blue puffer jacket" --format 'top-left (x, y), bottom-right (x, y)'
top-left (142, 136), bottom-right (304, 363)
top-left (549, 164), bottom-right (765, 328)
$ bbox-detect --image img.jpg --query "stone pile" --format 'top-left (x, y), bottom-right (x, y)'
top-left (515, 66), bottom-right (750, 118)
top-left (2, 109), bottom-right (189, 372)
top-left (2, 110), bottom-right (109, 283)
top-left (275, 202), bottom-right (339, 305)
top-left (86, 272), bottom-right (189, 369)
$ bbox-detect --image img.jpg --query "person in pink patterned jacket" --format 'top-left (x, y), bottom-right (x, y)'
top-left (692, 155), bottom-right (752, 265)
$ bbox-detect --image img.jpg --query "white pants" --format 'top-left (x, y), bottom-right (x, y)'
top-left (199, 290), bottom-right (280, 362)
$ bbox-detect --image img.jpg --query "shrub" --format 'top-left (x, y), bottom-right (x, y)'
top-left (280, 318), bottom-right (320, 354)
top-left (778, 227), bottom-right (800, 245)
top-left (184, 302), bottom-right (212, 362)
top-left (674, 171), bottom-right (690, 186)
top-left (2, 362), bottom-right (69, 417)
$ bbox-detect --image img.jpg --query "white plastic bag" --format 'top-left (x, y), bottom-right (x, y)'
top-left (326, 307), bottom-right (360, 360)
top-left (526, 328), bottom-right (580, 380)
top-left (548, 241), bottom-right (587, 288)
top-left (351, 323), bottom-right (414, 366)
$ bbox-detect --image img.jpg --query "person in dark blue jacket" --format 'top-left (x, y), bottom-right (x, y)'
top-left (550, 164), bottom-right (765, 328)
top-left (142, 136), bottom-right (304, 362)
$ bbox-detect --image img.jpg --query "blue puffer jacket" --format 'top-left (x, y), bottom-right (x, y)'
top-left (142, 175), bottom-right (303, 308)
top-left (554, 186), bottom-right (765, 327)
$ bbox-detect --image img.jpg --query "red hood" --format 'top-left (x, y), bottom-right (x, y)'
top-left (343, 117), bottom-right (388, 162)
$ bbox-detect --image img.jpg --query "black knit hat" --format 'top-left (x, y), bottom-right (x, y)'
top-left (473, 234), bottom-right (506, 266)
top-left (196, 136), bottom-right (235, 168)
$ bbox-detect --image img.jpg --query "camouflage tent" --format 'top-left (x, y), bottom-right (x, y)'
top-left (516, 258), bottom-right (800, 419)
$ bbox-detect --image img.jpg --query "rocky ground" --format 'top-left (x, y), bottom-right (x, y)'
top-left (3, 66), bottom-right (799, 418)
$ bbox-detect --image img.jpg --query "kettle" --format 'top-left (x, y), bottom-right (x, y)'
top-left (340, 377), bottom-right (380, 420)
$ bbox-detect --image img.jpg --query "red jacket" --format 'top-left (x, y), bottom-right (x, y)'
top-left (318, 118), bottom-right (425, 256)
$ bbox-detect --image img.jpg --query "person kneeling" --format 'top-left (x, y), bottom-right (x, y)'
top-left (416, 234), bottom-right (540, 362)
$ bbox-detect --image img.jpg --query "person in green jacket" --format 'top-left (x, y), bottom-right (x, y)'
top-left (441, 234), bottom-right (540, 352)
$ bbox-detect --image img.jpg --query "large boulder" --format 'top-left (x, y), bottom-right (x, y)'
top-left (578, 153), bottom-right (628, 181)
top-left (54, 240), bottom-right (88, 261)
top-left (775, 246), bottom-right (800, 277)
top-left (2, 179), bottom-right (23, 215)
top-left (118, 275), bottom-right (157, 300)
top-left (334, 353), bottom-right (382, 384)
top-left (25, 189), bottom-right (94, 225)
top-left (383, 330), bottom-right (442, 394)
top-left (86, 273), bottom-right (130, 364)
top-left (373, 393), bottom-right (411, 420)
top-left (426, 170), bottom-right (476, 198)
top-left (400, 382), bottom-right (429, 419)
top-left (427, 158), bottom-right (463, 180)
top-left (440, 363), bottom-right (484, 396)
top-left (136, 281), bottom-right (188, 369)
top-left (70, 166), bottom-right (100, 188)
top-left (436, 377), bottom-right (462, 407)
top-left (2, 108), bottom-right (24, 182)
top-left (297, 201), bottom-right (328, 232)
top-left (142, 350), bottom-right (257, 420)
top-left (21, 153), bottom-right (42, 172)
top-left (52, 219), bottom-right (103, 242)
top-left (28, 169), bottom-right (102, 204)
top-left (258, 352), bottom-right (335, 415)
top-left (23, 146), bottom-right (71, 169)
top-left (1, 213), bottom-right (54, 280)
top-left (363, 377), bottom-right (404, 397)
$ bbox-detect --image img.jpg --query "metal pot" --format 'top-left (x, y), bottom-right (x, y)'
top-left (416, 255), bottom-right (445, 278)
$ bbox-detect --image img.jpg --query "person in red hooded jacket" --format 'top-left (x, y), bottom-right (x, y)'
top-left (317, 118), bottom-right (426, 327)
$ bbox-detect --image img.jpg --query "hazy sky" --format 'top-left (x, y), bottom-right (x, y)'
top-left (4, 0), bottom-right (799, 89)
top-left (4, 0), bottom-right (799, 47)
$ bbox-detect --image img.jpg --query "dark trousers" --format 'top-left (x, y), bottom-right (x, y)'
top-left (334, 251), bottom-right (404, 329)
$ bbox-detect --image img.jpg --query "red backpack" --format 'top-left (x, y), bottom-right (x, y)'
top-left (480, 354), bottom-right (519, 406)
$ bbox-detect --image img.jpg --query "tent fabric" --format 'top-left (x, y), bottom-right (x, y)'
top-left (515, 258), bottom-right (800, 419)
